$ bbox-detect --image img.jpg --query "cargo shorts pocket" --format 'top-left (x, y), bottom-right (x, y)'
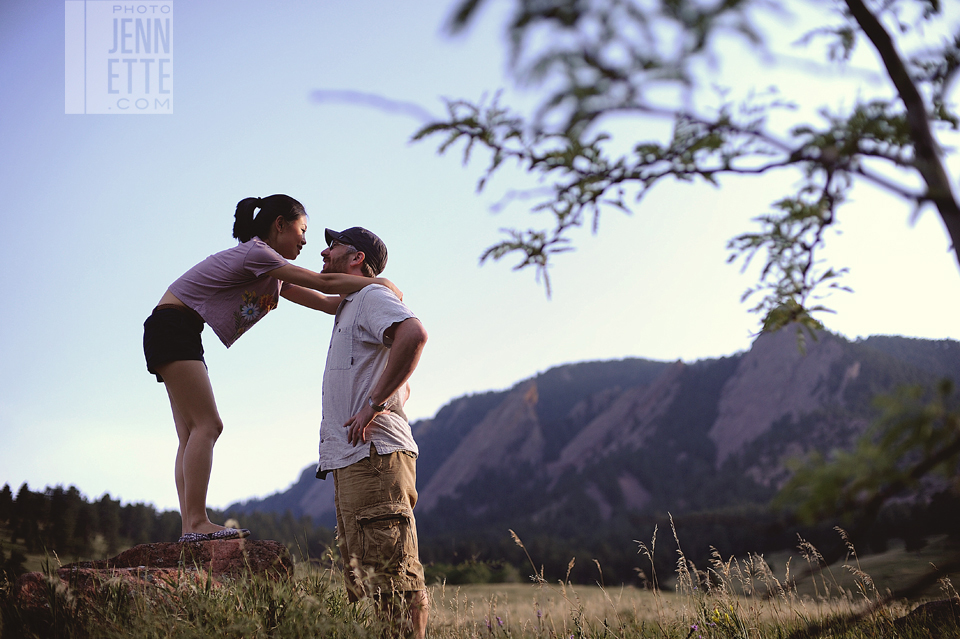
top-left (356, 501), bottom-right (414, 576)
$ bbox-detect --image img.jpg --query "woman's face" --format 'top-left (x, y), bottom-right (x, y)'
top-left (271, 215), bottom-right (308, 260)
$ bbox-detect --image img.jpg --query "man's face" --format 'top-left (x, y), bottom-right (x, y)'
top-left (320, 240), bottom-right (358, 274)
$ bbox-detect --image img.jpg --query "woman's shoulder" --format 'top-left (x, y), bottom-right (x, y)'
top-left (197, 239), bottom-right (278, 273)
top-left (217, 238), bottom-right (280, 261)
top-left (243, 237), bottom-right (282, 257)
top-left (206, 239), bottom-right (259, 258)
top-left (235, 237), bottom-right (268, 251)
top-left (237, 238), bottom-right (287, 273)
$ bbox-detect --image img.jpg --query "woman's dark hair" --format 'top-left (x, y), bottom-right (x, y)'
top-left (232, 194), bottom-right (306, 242)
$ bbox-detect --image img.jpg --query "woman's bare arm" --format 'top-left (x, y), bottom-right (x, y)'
top-left (280, 284), bottom-right (342, 314)
top-left (268, 264), bottom-right (402, 299)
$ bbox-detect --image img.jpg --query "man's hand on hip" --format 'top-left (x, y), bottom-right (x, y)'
top-left (343, 404), bottom-right (384, 446)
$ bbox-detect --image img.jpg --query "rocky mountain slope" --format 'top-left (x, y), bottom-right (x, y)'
top-left (229, 330), bottom-right (960, 538)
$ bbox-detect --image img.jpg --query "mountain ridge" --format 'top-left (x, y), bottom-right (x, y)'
top-left (228, 330), bottom-right (959, 540)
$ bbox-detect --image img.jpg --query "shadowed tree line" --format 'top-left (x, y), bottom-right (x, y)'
top-left (3, 475), bottom-right (960, 590)
top-left (416, 490), bottom-right (960, 589)
top-left (0, 483), bottom-right (334, 584)
top-left (0, 484), bottom-right (165, 561)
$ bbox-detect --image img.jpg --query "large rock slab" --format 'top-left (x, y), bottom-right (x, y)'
top-left (11, 539), bottom-right (291, 613)
top-left (72, 538), bottom-right (291, 577)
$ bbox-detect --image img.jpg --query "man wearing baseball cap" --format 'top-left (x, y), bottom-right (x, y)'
top-left (315, 226), bottom-right (429, 638)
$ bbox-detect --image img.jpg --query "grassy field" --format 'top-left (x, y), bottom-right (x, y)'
top-left (761, 535), bottom-right (960, 601)
top-left (0, 558), bottom-right (947, 638)
top-left (4, 531), bottom-right (960, 637)
top-left (422, 532), bottom-right (960, 638)
top-left (429, 580), bottom-right (670, 637)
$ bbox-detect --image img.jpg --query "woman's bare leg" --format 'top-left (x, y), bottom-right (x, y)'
top-left (157, 359), bottom-right (226, 536)
top-left (172, 393), bottom-right (188, 518)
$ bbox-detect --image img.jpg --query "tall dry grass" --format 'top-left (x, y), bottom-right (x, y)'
top-left (427, 522), bottom-right (953, 638)
top-left (1, 525), bottom-right (956, 638)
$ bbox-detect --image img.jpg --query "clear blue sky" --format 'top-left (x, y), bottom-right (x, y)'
top-left (2, 0), bottom-right (959, 513)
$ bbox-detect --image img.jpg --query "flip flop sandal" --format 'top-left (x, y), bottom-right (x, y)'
top-left (177, 532), bottom-right (210, 543)
top-left (208, 528), bottom-right (251, 541)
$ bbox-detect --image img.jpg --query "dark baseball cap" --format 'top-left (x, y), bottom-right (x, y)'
top-left (324, 227), bottom-right (388, 275)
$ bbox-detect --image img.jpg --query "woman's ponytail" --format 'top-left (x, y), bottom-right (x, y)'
top-left (232, 194), bottom-right (306, 243)
top-left (232, 197), bottom-right (261, 242)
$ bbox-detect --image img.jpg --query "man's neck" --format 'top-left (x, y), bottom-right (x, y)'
top-left (344, 266), bottom-right (370, 278)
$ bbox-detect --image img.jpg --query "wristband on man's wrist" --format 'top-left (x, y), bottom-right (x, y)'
top-left (368, 397), bottom-right (388, 412)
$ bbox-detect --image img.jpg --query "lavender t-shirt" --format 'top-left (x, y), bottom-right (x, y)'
top-left (168, 239), bottom-right (289, 347)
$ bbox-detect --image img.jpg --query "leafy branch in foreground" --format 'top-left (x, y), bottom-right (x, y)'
top-left (776, 378), bottom-right (960, 529)
top-left (417, 0), bottom-right (960, 326)
top-left (767, 379), bottom-right (960, 636)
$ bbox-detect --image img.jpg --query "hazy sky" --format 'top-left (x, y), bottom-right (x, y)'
top-left (2, 0), bottom-right (959, 514)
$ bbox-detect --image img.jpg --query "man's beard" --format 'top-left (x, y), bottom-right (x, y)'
top-left (323, 252), bottom-right (354, 274)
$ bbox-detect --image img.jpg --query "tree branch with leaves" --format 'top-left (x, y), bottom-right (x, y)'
top-left (415, 0), bottom-right (960, 332)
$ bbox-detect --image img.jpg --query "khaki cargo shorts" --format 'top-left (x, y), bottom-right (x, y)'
top-left (333, 444), bottom-right (425, 601)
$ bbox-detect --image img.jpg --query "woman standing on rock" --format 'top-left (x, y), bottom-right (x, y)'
top-left (143, 194), bottom-right (400, 543)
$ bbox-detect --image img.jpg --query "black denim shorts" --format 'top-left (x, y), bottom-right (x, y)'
top-left (143, 305), bottom-right (206, 382)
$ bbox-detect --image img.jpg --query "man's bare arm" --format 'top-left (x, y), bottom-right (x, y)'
top-left (344, 318), bottom-right (428, 446)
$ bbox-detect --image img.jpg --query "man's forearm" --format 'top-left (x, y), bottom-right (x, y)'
top-left (369, 319), bottom-right (428, 407)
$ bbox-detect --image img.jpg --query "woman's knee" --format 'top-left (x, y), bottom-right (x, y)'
top-left (182, 416), bottom-right (223, 442)
top-left (198, 417), bottom-right (224, 440)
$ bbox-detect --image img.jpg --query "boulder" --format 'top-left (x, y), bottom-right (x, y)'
top-left (11, 539), bottom-right (291, 613)
top-left (71, 538), bottom-right (291, 578)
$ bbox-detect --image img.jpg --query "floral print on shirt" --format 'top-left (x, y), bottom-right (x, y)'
top-left (231, 290), bottom-right (278, 341)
